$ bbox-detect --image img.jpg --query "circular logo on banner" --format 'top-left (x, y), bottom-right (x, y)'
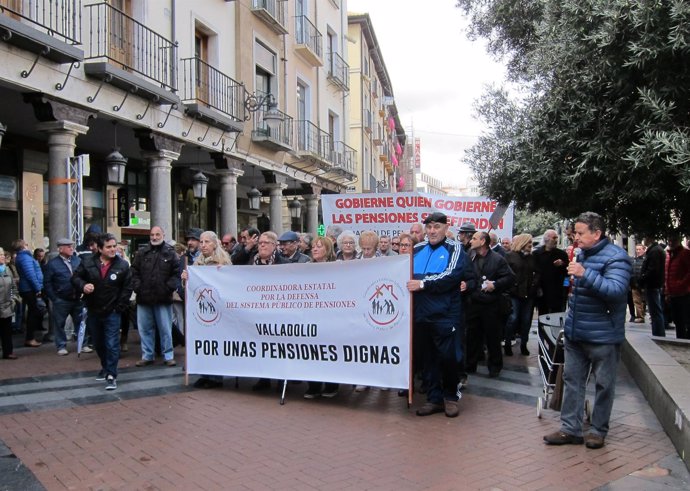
top-left (192, 285), bottom-right (222, 326)
top-left (363, 279), bottom-right (404, 331)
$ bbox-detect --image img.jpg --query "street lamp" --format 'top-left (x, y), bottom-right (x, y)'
top-left (105, 121), bottom-right (127, 186)
top-left (288, 197), bottom-right (302, 232)
top-left (244, 92), bottom-right (283, 131)
top-left (247, 186), bottom-right (262, 211)
top-left (104, 149), bottom-right (127, 186)
top-left (192, 171), bottom-right (208, 228)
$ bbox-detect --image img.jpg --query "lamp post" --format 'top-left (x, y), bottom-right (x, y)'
top-left (192, 171), bottom-right (208, 228)
top-left (288, 197), bottom-right (301, 231)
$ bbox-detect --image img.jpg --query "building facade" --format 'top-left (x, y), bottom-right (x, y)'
top-left (0, 1), bottom-right (404, 254)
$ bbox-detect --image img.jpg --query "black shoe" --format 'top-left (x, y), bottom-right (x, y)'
top-left (398, 389), bottom-right (408, 397)
top-left (521, 345), bottom-right (530, 356)
top-left (504, 344), bottom-right (513, 356)
top-left (252, 379), bottom-right (271, 391)
top-left (544, 431), bottom-right (584, 445)
top-left (488, 370), bottom-right (500, 378)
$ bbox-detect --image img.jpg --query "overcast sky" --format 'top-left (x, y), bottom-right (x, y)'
top-left (347, 0), bottom-right (507, 188)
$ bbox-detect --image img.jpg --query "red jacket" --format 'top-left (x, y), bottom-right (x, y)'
top-left (665, 246), bottom-right (690, 296)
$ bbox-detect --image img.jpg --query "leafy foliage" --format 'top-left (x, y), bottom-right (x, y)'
top-left (459, 0), bottom-right (690, 235)
top-left (513, 209), bottom-right (563, 237)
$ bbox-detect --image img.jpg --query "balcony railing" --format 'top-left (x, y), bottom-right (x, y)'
top-left (327, 51), bottom-right (349, 91)
top-left (363, 108), bottom-right (372, 132)
top-left (252, 99), bottom-right (293, 149)
top-left (84, 2), bottom-right (177, 91)
top-left (180, 57), bottom-right (244, 122)
top-left (294, 15), bottom-right (321, 58)
top-left (296, 120), bottom-right (330, 163)
top-left (251, 0), bottom-right (287, 34)
top-left (0, 0), bottom-right (82, 44)
top-left (331, 141), bottom-right (356, 176)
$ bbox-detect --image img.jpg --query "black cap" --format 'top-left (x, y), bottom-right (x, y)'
top-left (185, 228), bottom-right (203, 241)
top-left (423, 212), bottom-right (448, 225)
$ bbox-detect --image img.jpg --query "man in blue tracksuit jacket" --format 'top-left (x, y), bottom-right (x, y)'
top-left (408, 212), bottom-right (476, 418)
top-left (544, 212), bottom-right (632, 449)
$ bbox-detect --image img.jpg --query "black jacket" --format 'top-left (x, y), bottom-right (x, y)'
top-left (505, 251), bottom-right (540, 299)
top-left (469, 248), bottom-right (515, 305)
top-left (640, 243), bottom-right (665, 289)
top-left (231, 245), bottom-right (259, 265)
top-left (131, 242), bottom-right (181, 305)
top-left (72, 254), bottom-right (133, 315)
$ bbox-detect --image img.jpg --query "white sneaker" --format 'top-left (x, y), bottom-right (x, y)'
top-left (81, 346), bottom-right (93, 353)
top-left (354, 385), bottom-right (368, 392)
top-left (57, 348), bottom-right (69, 356)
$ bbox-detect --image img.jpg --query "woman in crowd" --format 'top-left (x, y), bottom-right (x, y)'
top-left (504, 233), bottom-right (540, 356)
top-left (336, 230), bottom-right (360, 261)
top-left (181, 231), bottom-right (231, 389)
top-left (298, 233), bottom-right (313, 257)
top-left (0, 248), bottom-right (17, 359)
top-left (359, 231), bottom-right (381, 259)
top-left (397, 233), bottom-right (416, 254)
top-left (304, 236), bottom-right (339, 399)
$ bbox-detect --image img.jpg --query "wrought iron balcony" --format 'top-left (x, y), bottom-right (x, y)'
top-left (180, 57), bottom-right (245, 132)
top-left (294, 15), bottom-right (322, 66)
top-left (0, 0), bottom-right (82, 64)
top-left (327, 51), bottom-right (349, 91)
top-left (331, 141), bottom-right (357, 178)
top-left (251, 0), bottom-right (288, 35)
top-left (363, 108), bottom-right (372, 133)
top-left (83, 2), bottom-right (178, 104)
top-left (251, 99), bottom-right (293, 151)
top-left (296, 120), bottom-right (331, 165)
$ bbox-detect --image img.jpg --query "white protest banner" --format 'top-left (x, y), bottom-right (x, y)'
top-left (186, 256), bottom-right (411, 388)
top-left (321, 192), bottom-right (514, 239)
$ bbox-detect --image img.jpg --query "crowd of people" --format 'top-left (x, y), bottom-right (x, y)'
top-left (1, 209), bottom-right (688, 447)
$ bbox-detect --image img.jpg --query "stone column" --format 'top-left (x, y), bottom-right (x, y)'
top-left (37, 120), bottom-right (90, 252)
top-left (141, 150), bottom-right (179, 236)
top-left (211, 153), bottom-right (244, 237)
top-left (27, 96), bottom-right (94, 252)
top-left (304, 184), bottom-right (322, 236)
top-left (136, 131), bottom-right (183, 237)
top-left (265, 183), bottom-right (287, 235)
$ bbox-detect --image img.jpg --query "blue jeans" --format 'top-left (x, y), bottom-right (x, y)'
top-left (645, 288), bottom-right (665, 336)
top-left (51, 298), bottom-right (83, 350)
top-left (89, 311), bottom-right (121, 378)
top-left (560, 339), bottom-right (621, 438)
top-left (506, 297), bottom-right (534, 345)
top-left (137, 304), bottom-right (174, 362)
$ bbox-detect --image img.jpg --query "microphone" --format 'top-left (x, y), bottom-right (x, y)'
top-left (570, 247), bottom-right (582, 283)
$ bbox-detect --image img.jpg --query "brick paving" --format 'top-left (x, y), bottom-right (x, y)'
top-left (0, 329), bottom-right (686, 490)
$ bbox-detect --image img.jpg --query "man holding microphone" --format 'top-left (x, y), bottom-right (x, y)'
top-left (543, 212), bottom-right (631, 449)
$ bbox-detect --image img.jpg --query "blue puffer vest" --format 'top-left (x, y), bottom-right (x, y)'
top-left (564, 238), bottom-right (632, 344)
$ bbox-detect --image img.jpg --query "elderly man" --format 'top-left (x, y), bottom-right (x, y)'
top-left (131, 226), bottom-right (181, 367)
top-left (378, 235), bottom-right (397, 256)
top-left (221, 233), bottom-right (236, 254)
top-left (409, 223), bottom-right (425, 244)
top-left (43, 238), bottom-right (82, 355)
top-left (665, 231), bottom-right (690, 339)
top-left (391, 235), bottom-right (401, 253)
top-left (640, 235), bottom-right (666, 336)
top-left (408, 212), bottom-right (476, 418)
top-left (278, 231), bottom-right (310, 263)
top-left (251, 231), bottom-right (289, 391)
top-left (489, 232), bottom-right (507, 257)
top-left (544, 212), bottom-right (631, 449)
top-left (533, 229), bottom-right (569, 314)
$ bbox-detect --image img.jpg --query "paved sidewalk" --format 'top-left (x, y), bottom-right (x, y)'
top-left (0, 327), bottom-right (688, 490)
